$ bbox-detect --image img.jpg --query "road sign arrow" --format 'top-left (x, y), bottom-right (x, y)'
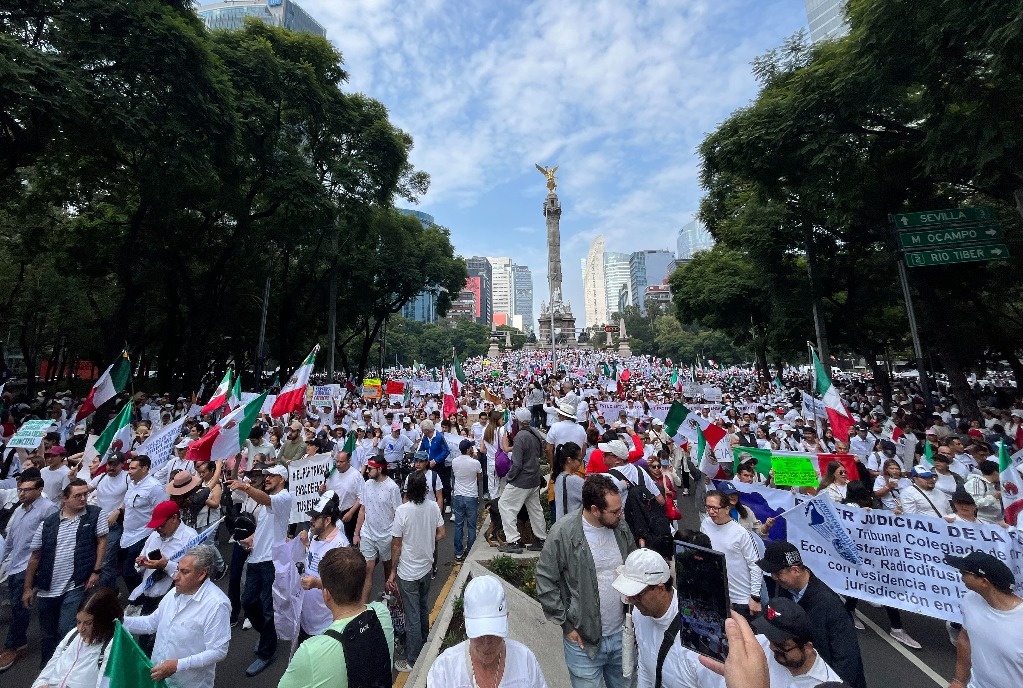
top-left (986, 229), bottom-right (997, 236)
top-left (901, 217), bottom-right (909, 227)
top-left (991, 249), bottom-right (1003, 256)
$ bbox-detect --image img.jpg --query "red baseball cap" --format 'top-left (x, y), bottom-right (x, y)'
top-left (146, 501), bottom-right (180, 529)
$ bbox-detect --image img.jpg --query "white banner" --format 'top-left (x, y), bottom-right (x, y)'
top-left (701, 386), bottom-right (723, 402)
top-left (7, 420), bottom-right (54, 449)
top-left (786, 498), bottom-right (1023, 623)
top-left (411, 380), bottom-right (441, 395)
top-left (597, 401), bottom-right (624, 419)
top-left (649, 403), bottom-right (672, 421)
top-left (287, 453), bottom-right (333, 524)
top-left (800, 392), bottom-right (827, 419)
top-left (136, 417), bottom-right (186, 472)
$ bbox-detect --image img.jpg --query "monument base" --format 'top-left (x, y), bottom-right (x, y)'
top-left (617, 339), bottom-right (632, 357)
top-left (538, 308), bottom-right (577, 350)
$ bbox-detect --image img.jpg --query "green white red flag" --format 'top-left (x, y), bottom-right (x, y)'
top-left (664, 401), bottom-right (726, 449)
top-left (200, 368), bottom-right (233, 415)
top-left (811, 348), bottom-right (855, 441)
top-left (270, 345), bottom-right (319, 417)
top-left (228, 375), bottom-right (243, 410)
top-left (452, 354), bottom-right (466, 397)
top-left (187, 391), bottom-right (268, 462)
top-left (76, 351), bottom-right (131, 421)
top-left (94, 401), bottom-right (134, 467)
top-left (999, 442), bottom-right (1023, 525)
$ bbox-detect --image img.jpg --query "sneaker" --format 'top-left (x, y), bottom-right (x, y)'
top-left (450, 513), bottom-right (456, 522)
top-left (242, 618), bottom-right (252, 630)
top-left (0, 646), bottom-right (27, 672)
top-left (526, 539), bottom-right (545, 552)
top-left (852, 615), bottom-right (864, 631)
top-left (445, 505), bottom-right (452, 514)
top-left (455, 553), bottom-right (466, 563)
top-left (394, 659), bottom-right (413, 672)
top-left (245, 655), bottom-right (275, 677)
top-left (682, 489), bottom-right (689, 496)
top-left (890, 628), bottom-right (922, 650)
top-left (946, 621), bottom-right (960, 647)
top-left (498, 542), bottom-right (523, 554)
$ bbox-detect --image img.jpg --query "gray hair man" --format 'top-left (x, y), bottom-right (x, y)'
top-left (497, 408), bottom-right (549, 554)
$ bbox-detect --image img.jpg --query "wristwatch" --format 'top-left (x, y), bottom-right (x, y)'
top-left (750, 595), bottom-right (761, 603)
top-left (92, 569), bottom-right (102, 575)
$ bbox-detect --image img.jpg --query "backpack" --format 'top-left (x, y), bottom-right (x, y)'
top-left (323, 608), bottom-right (392, 688)
top-left (609, 468), bottom-right (674, 558)
top-left (494, 429), bottom-right (512, 478)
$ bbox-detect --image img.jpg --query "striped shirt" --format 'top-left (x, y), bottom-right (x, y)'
top-left (31, 508), bottom-right (109, 597)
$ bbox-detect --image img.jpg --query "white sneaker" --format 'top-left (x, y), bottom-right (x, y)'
top-left (853, 616), bottom-right (864, 630)
top-left (242, 618), bottom-right (252, 630)
top-left (890, 628), bottom-right (922, 650)
top-left (445, 505), bottom-right (451, 514)
top-left (394, 659), bottom-right (413, 672)
top-left (450, 513), bottom-right (456, 522)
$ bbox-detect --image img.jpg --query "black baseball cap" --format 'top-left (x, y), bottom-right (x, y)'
top-left (459, 439), bottom-right (475, 454)
top-left (944, 551), bottom-right (1015, 591)
top-left (752, 597), bottom-right (812, 644)
top-left (757, 540), bottom-right (804, 574)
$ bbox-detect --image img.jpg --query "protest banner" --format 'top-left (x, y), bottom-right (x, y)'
top-left (597, 401), bottom-right (625, 419)
top-left (770, 455), bottom-right (820, 487)
top-left (649, 403), bottom-right (672, 421)
top-left (786, 497), bottom-right (1023, 623)
top-left (800, 392), bottom-right (827, 419)
top-left (136, 417), bottom-right (186, 473)
top-left (682, 382), bottom-right (701, 398)
top-left (288, 452), bottom-right (333, 524)
top-left (411, 380), bottom-right (441, 395)
top-left (7, 420), bottom-right (54, 449)
top-left (701, 386), bottom-right (723, 402)
top-left (311, 385), bottom-right (335, 410)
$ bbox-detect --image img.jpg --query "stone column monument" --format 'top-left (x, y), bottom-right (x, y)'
top-left (535, 164), bottom-right (576, 348)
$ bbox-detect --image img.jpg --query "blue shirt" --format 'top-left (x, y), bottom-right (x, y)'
top-left (2, 494), bottom-right (57, 575)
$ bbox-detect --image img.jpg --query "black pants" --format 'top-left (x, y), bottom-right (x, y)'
top-left (242, 560), bottom-right (278, 660)
top-left (229, 542), bottom-right (249, 622)
top-left (118, 537), bottom-right (147, 594)
top-left (845, 597), bottom-right (903, 628)
top-left (436, 463), bottom-right (453, 509)
top-left (530, 404), bottom-right (545, 429)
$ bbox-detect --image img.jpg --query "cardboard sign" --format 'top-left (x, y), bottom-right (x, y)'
top-left (288, 453), bottom-right (334, 524)
top-left (7, 420), bottom-right (55, 449)
top-left (311, 385), bottom-right (335, 410)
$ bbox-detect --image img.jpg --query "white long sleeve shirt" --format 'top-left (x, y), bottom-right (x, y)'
top-left (900, 483), bottom-right (952, 518)
top-left (122, 578), bottom-right (231, 688)
top-left (700, 517), bottom-right (763, 605)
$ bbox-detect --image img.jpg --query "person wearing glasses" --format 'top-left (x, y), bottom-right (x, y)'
top-left (700, 490), bottom-right (762, 621)
top-left (23, 479), bottom-right (109, 666)
top-left (818, 462), bottom-right (851, 502)
top-left (0, 469), bottom-right (56, 673)
top-left (536, 475), bottom-right (636, 688)
top-left (900, 465), bottom-right (952, 518)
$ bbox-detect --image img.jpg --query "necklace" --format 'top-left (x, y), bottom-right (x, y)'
top-left (469, 647), bottom-right (506, 688)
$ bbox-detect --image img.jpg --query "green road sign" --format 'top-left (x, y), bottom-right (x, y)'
top-left (898, 224), bottom-right (1003, 249)
top-left (904, 243), bottom-right (1009, 267)
top-left (892, 207), bottom-right (996, 229)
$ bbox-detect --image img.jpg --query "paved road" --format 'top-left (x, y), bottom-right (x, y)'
top-left (1, 510), bottom-right (462, 688)
top-left (2, 489), bottom-right (960, 688)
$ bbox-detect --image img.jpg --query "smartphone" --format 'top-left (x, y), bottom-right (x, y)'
top-left (147, 549), bottom-right (163, 561)
top-left (674, 540), bottom-right (730, 661)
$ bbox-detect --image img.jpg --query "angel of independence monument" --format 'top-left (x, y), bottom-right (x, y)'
top-left (535, 164), bottom-right (577, 357)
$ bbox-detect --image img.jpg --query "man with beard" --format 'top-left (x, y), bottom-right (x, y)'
top-left (752, 597), bottom-right (842, 687)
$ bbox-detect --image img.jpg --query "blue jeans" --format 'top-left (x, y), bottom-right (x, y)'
top-left (242, 560), bottom-right (277, 660)
top-left (398, 574), bottom-right (431, 665)
top-left (5, 571), bottom-right (29, 650)
top-left (563, 629), bottom-right (627, 688)
top-left (37, 586), bottom-right (86, 667)
top-left (453, 495), bottom-right (479, 557)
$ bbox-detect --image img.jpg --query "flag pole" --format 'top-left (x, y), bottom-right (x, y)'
top-left (808, 341), bottom-right (821, 436)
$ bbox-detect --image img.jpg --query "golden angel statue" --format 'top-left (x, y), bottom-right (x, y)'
top-left (535, 163), bottom-right (558, 193)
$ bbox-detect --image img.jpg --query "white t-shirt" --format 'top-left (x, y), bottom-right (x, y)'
top-left (249, 490), bottom-right (294, 563)
top-left (961, 590), bottom-right (1023, 688)
top-left (426, 638), bottom-right (548, 688)
top-left (451, 455), bottom-right (482, 498)
top-left (391, 500), bottom-right (443, 581)
top-left (582, 518), bottom-right (625, 636)
top-left (301, 527), bottom-right (349, 635)
top-left (324, 465), bottom-right (363, 511)
top-left (85, 468), bottom-right (130, 514)
top-left (632, 590), bottom-right (725, 688)
top-left (41, 465), bottom-right (70, 503)
top-left (873, 475), bottom-right (911, 510)
top-left (359, 478), bottom-right (402, 540)
top-left (546, 420), bottom-right (587, 455)
top-left (700, 517), bottom-right (763, 605)
top-left (404, 469), bottom-right (441, 502)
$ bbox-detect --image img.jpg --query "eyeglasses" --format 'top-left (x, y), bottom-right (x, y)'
top-left (601, 507), bottom-right (624, 517)
top-left (836, 471), bottom-right (847, 475)
top-left (17, 486), bottom-right (42, 493)
top-left (705, 505), bottom-right (724, 511)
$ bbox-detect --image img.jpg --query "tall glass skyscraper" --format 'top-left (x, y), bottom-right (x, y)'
top-left (197, 0), bottom-right (327, 37)
top-left (512, 265), bottom-right (533, 333)
top-left (629, 250), bottom-right (674, 315)
top-left (676, 220), bottom-right (714, 260)
top-left (804, 0), bottom-right (849, 42)
top-left (604, 252), bottom-right (631, 317)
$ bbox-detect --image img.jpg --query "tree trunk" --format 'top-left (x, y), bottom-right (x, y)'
top-left (933, 341), bottom-right (980, 421)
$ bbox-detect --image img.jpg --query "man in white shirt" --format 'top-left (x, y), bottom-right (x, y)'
top-left (388, 471), bottom-right (445, 672)
top-left (752, 597), bottom-right (842, 687)
top-left (451, 439), bottom-right (482, 561)
top-left (39, 449), bottom-right (70, 503)
top-left (321, 450), bottom-right (363, 544)
top-left (701, 490), bottom-right (762, 619)
top-left (900, 465), bottom-right (952, 518)
top-left (354, 458), bottom-right (402, 604)
top-left (153, 441), bottom-right (197, 484)
top-left (123, 544), bottom-right (231, 688)
top-left (848, 424), bottom-right (877, 461)
top-left (612, 548), bottom-right (725, 688)
top-left (296, 491), bottom-right (350, 639)
top-left (119, 455), bottom-right (167, 594)
top-left (547, 401), bottom-right (588, 466)
top-left (227, 464), bottom-right (293, 676)
top-left (382, 423), bottom-right (414, 472)
top-left (80, 451), bottom-right (130, 588)
top-left (404, 451), bottom-right (443, 505)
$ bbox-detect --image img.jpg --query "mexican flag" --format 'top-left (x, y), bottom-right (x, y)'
top-left (270, 345), bottom-right (319, 417)
top-left (104, 620), bottom-right (166, 687)
top-left (811, 349), bottom-right (855, 441)
top-left (228, 375), bottom-right (243, 410)
top-left (664, 401), bottom-right (726, 449)
top-left (442, 373), bottom-right (458, 419)
top-left (999, 442), bottom-right (1023, 526)
top-left (187, 391), bottom-right (267, 462)
top-left (731, 447), bottom-right (862, 485)
top-left (200, 368), bottom-right (233, 415)
top-left (670, 366), bottom-right (682, 392)
top-left (94, 402), bottom-right (134, 466)
top-left (76, 351), bottom-right (131, 421)
top-left (452, 354), bottom-right (466, 398)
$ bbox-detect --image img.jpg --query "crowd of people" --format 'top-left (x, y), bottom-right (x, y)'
top-left (0, 346), bottom-right (1021, 687)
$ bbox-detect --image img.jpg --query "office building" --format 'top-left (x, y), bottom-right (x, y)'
top-left (401, 289), bottom-right (440, 324)
top-left (629, 249), bottom-right (674, 315)
top-left (676, 220), bottom-right (714, 260)
top-left (197, 0), bottom-right (327, 37)
top-left (487, 257), bottom-right (514, 321)
top-left (804, 0), bottom-right (849, 43)
top-left (582, 236), bottom-right (607, 327)
top-left (644, 284), bottom-right (671, 313)
top-left (512, 264), bottom-right (533, 333)
top-left (603, 252), bottom-right (631, 317)
top-left (465, 256), bottom-right (493, 325)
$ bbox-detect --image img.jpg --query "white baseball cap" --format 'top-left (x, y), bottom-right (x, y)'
top-left (612, 548), bottom-right (670, 598)
top-left (264, 465), bottom-right (288, 479)
top-left (463, 576), bottom-right (508, 639)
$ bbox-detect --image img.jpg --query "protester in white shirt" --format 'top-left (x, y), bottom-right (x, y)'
top-left (226, 464), bottom-right (293, 677)
top-left (388, 471), bottom-right (445, 672)
top-left (701, 490), bottom-right (763, 617)
top-left (403, 451), bottom-right (443, 505)
top-left (355, 458), bottom-right (403, 604)
top-left (31, 586), bottom-right (120, 688)
top-left (119, 455), bottom-right (167, 594)
top-left (296, 491), bottom-right (350, 638)
top-left (451, 440), bottom-right (482, 560)
top-left (900, 465), bottom-right (952, 518)
top-left (130, 501), bottom-right (198, 615)
top-left (320, 451), bottom-right (363, 543)
top-left (427, 575), bottom-right (548, 687)
top-left (123, 545), bottom-right (231, 688)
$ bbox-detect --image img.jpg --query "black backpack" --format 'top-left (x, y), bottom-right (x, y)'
top-left (323, 607), bottom-right (392, 687)
top-left (609, 468), bottom-right (674, 558)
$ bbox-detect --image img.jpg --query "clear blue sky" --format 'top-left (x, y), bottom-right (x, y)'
top-left (301, 0), bottom-right (811, 328)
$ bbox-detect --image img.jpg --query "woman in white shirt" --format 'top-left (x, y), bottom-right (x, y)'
top-left (33, 587), bottom-right (122, 688)
top-left (819, 461), bottom-right (850, 502)
top-left (873, 459), bottom-right (910, 511)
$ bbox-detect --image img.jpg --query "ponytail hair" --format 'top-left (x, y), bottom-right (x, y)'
top-left (552, 441), bottom-right (582, 480)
